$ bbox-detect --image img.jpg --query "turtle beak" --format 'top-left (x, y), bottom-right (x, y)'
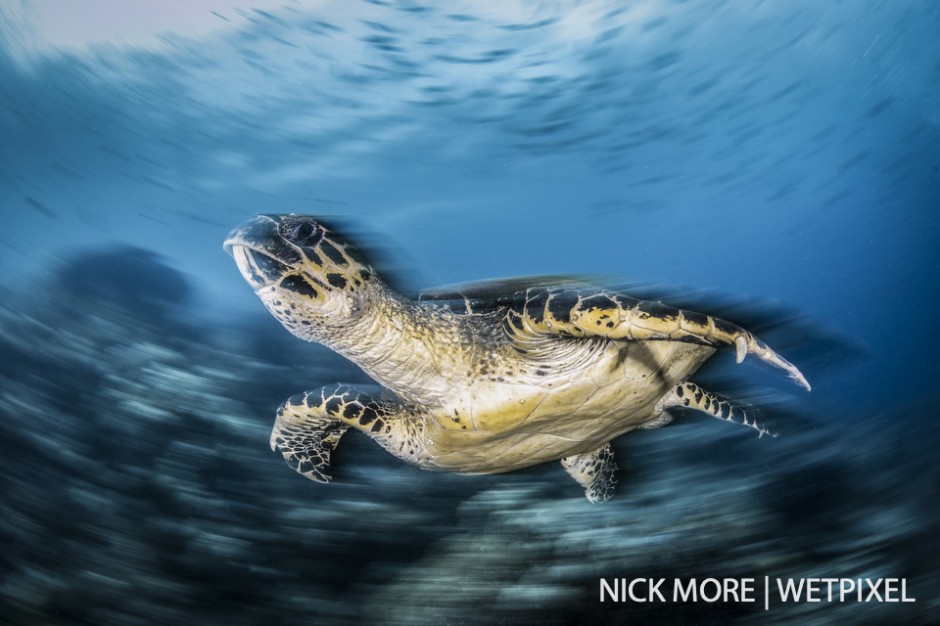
top-left (223, 215), bottom-right (280, 256)
top-left (224, 215), bottom-right (293, 291)
top-left (227, 242), bottom-right (274, 290)
top-left (223, 234), bottom-right (237, 256)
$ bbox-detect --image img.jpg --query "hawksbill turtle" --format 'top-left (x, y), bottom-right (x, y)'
top-left (224, 214), bottom-right (810, 502)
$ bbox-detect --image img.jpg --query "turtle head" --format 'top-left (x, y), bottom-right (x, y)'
top-left (224, 214), bottom-right (378, 340)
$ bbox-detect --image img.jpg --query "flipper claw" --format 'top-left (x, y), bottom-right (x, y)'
top-left (743, 336), bottom-right (812, 392)
top-left (735, 335), bottom-right (748, 364)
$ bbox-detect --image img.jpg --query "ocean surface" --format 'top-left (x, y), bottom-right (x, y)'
top-left (1, 1), bottom-right (938, 624)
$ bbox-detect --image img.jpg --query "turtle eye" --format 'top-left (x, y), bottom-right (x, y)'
top-left (284, 220), bottom-right (322, 247)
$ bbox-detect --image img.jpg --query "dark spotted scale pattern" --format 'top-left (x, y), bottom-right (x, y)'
top-left (494, 287), bottom-right (809, 391)
top-left (560, 443), bottom-right (619, 503)
top-left (666, 381), bottom-right (774, 438)
top-left (270, 384), bottom-right (429, 482)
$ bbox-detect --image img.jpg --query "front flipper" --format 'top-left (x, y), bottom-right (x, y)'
top-left (270, 384), bottom-right (428, 483)
top-left (506, 288), bottom-right (811, 391)
top-left (561, 443), bottom-right (619, 503)
top-left (660, 381), bottom-right (774, 438)
top-left (271, 403), bottom-right (348, 483)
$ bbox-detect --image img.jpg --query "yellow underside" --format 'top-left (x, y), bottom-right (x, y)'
top-left (420, 341), bottom-right (715, 473)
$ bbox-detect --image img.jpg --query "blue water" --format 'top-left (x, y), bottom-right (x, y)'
top-left (1, 2), bottom-right (938, 624)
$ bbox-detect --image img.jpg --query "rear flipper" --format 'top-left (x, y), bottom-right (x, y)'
top-left (561, 443), bottom-right (619, 503)
top-left (660, 381), bottom-right (775, 438)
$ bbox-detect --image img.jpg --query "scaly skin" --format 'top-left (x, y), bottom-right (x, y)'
top-left (225, 214), bottom-right (810, 502)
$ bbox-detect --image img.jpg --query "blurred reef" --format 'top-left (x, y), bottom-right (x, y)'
top-left (0, 248), bottom-right (937, 625)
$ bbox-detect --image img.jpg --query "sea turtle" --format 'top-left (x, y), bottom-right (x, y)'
top-left (224, 214), bottom-right (810, 502)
